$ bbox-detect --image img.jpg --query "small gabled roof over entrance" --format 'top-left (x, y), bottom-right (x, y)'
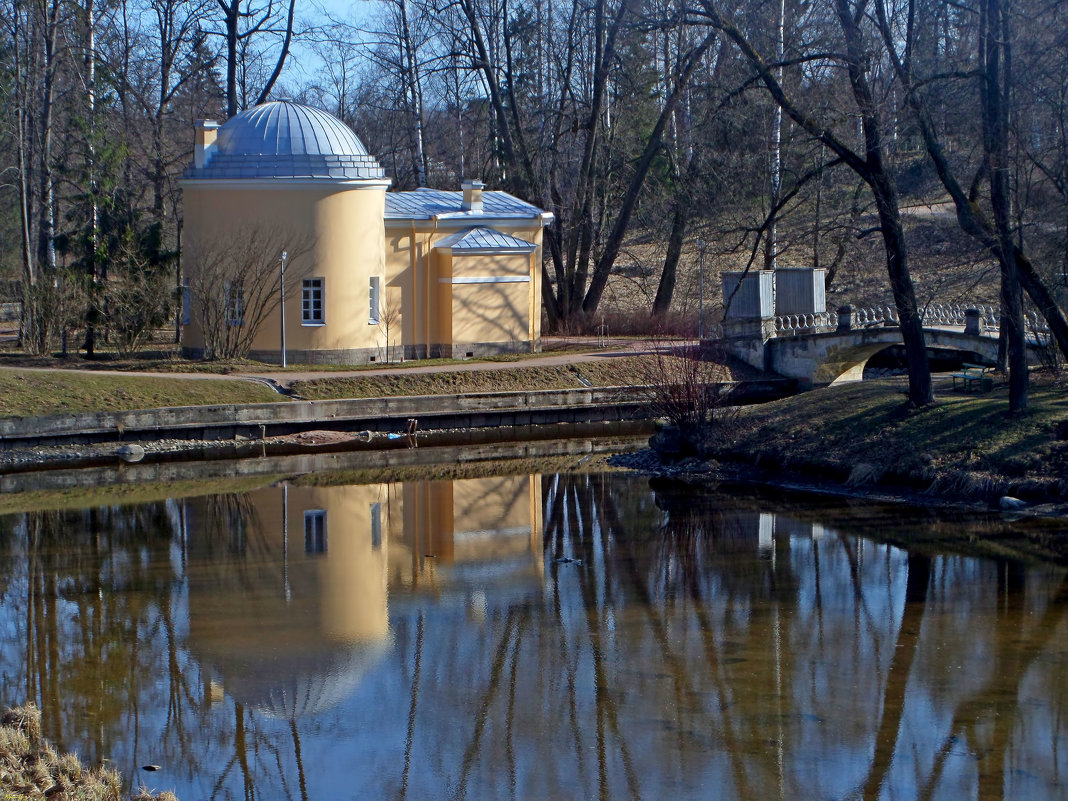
top-left (434, 227), bottom-right (538, 254)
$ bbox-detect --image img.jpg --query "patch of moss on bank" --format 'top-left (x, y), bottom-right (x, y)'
top-left (710, 377), bottom-right (1068, 503)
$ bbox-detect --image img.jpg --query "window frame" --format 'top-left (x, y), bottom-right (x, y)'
top-left (304, 509), bottom-right (327, 554)
top-left (370, 502), bottom-right (382, 550)
top-left (181, 281), bottom-right (191, 326)
top-left (302, 277), bottom-right (325, 326)
top-left (368, 276), bottom-right (380, 325)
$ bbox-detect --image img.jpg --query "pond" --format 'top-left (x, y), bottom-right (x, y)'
top-left (0, 463), bottom-right (1066, 800)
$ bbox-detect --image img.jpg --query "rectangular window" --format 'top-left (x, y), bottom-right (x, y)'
top-left (370, 502), bottom-right (382, 550)
top-left (304, 510), bottom-right (327, 554)
top-left (181, 282), bottom-right (191, 326)
top-left (224, 282), bottom-right (244, 327)
top-left (368, 277), bottom-right (380, 325)
top-left (302, 278), bottom-right (324, 325)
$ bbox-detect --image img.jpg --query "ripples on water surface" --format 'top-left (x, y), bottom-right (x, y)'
top-left (0, 467), bottom-right (1066, 800)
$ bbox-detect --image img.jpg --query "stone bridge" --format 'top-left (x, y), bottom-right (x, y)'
top-left (715, 268), bottom-right (1052, 386)
top-left (721, 307), bottom-right (1049, 387)
top-left (764, 326), bottom-right (1035, 386)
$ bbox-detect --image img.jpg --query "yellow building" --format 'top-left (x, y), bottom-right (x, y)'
top-left (180, 100), bottom-right (552, 364)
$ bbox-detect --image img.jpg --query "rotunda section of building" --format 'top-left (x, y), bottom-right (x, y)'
top-left (180, 100), bottom-right (391, 365)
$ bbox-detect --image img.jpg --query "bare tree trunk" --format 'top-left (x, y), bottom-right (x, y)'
top-left (253, 0), bottom-right (295, 105)
top-left (10, 3), bottom-right (38, 347)
top-left (981, 0), bottom-right (1027, 410)
top-left (398, 0), bottom-right (428, 186)
top-left (82, 0), bottom-right (100, 359)
top-left (38, 0), bottom-right (61, 280)
top-left (764, 0), bottom-right (785, 272)
top-left (652, 195), bottom-right (689, 317)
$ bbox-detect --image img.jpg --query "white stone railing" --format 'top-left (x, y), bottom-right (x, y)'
top-left (771, 301), bottom-right (1051, 341)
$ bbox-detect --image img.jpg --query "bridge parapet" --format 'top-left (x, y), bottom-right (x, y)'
top-left (770, 301), bottom-right (1051, 341)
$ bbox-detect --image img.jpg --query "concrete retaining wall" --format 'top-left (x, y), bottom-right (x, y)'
top-left (0, 435), bottom-right (637, 496)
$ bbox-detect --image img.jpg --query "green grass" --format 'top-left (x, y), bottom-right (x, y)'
top-left (712, 377), bottom-right (1068, 500)
top-left (0, 371), bottom-right (285, 418)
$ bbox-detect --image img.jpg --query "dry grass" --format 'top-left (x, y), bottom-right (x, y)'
top-left (289, 353), bottom-right (759, 400)
top-left (0, 704), bottom-right (176, 800)
top-left (0, 371), bottom-right (284, 418)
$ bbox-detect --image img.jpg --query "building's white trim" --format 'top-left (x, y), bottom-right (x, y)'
top-left (180, 177), bottom-right (393, 190)
top-left (440, 276), bottom-right (531, 284)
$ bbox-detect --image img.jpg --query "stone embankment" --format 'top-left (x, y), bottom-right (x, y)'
top-left (0, 379), bottom-right (796, 472)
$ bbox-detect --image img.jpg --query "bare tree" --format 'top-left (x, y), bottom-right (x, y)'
top-left (693, 0), bottom-right (935, 406)
top-left (187, 226), bottom-right (312, 360)
top-left (104, 229), bottom-right (175, 356)
top-left (379, 287), bottom-right (403, 363)
top-left (213, 0), bottom-right (297, 117)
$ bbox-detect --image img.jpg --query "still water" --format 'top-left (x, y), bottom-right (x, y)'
top-left (0, 468), bottom-right (1066, 800)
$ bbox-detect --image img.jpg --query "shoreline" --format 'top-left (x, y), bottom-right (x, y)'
top-left (609, 447), bottom-right (1068, 518)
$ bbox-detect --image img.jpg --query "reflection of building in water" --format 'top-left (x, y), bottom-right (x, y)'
top-left (184, 475), bottom-right (542, 718)
top-left (391, 475), bottom-right (544, 594)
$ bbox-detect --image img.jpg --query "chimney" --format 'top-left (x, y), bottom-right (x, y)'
top-left (461, 178), bottom-right (485, 212)
top-left (194, 120), bottom-right (221, 169)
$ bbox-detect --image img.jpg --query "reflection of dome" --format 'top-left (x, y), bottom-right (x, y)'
top-left (199, 636), bottom-right (391, 719)
top-left (193, 100), bottom-right (386, 180)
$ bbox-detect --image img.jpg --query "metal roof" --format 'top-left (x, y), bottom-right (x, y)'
top-left (385, 187), bottom-right (545, 220)
top-left (184, 100), bottom-right (386, 181)
top-left (434, 227), bottom-right (537, 253)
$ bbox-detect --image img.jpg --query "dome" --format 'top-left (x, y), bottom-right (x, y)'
top-left (201, 637), bottom-right (392, 720)
top-left (187, 100), bottom-right (386, 181)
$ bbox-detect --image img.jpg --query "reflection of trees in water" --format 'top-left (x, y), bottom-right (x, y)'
top-left (0, 504), bottom-right (180, 764)
top-left (2, 478), bottom-right (1068, 800)
top-left (532, 474), bottom-right (1068, 800)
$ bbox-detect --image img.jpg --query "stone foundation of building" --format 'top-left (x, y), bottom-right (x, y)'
top-left (183, 340), bottom-right (539, 366)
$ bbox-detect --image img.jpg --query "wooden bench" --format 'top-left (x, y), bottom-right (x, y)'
top-left (952, 362), bottom-right (994, 393)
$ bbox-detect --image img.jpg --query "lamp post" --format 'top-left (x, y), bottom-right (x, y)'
top-left (279, 250), bottom-right (288, 368)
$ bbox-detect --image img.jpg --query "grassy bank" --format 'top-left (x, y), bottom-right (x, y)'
top-left (0, 351), bottom-right (758, 416)
top-left (290, 354), bottom-right (755, 399)
top-left (0, 704), bottom-right (175, 800)
top-left (708, 376), bottom-right (1068, 504)
top-left (0, 372), bottom-right (283, 418)
top-left (290, 359), bottom-right (644, 399)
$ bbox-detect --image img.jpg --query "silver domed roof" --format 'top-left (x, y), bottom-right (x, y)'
top-left (185, 100), bottom-right (386, 181)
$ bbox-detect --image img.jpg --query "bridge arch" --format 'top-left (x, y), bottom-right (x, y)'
top-left (764, 328), bottom-right (1008, 386)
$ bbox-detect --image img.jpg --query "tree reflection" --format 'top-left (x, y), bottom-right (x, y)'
top-left (0, 503), bottom-right (182, 766)
top-left (0, 473), bottom-right (1067, 800)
